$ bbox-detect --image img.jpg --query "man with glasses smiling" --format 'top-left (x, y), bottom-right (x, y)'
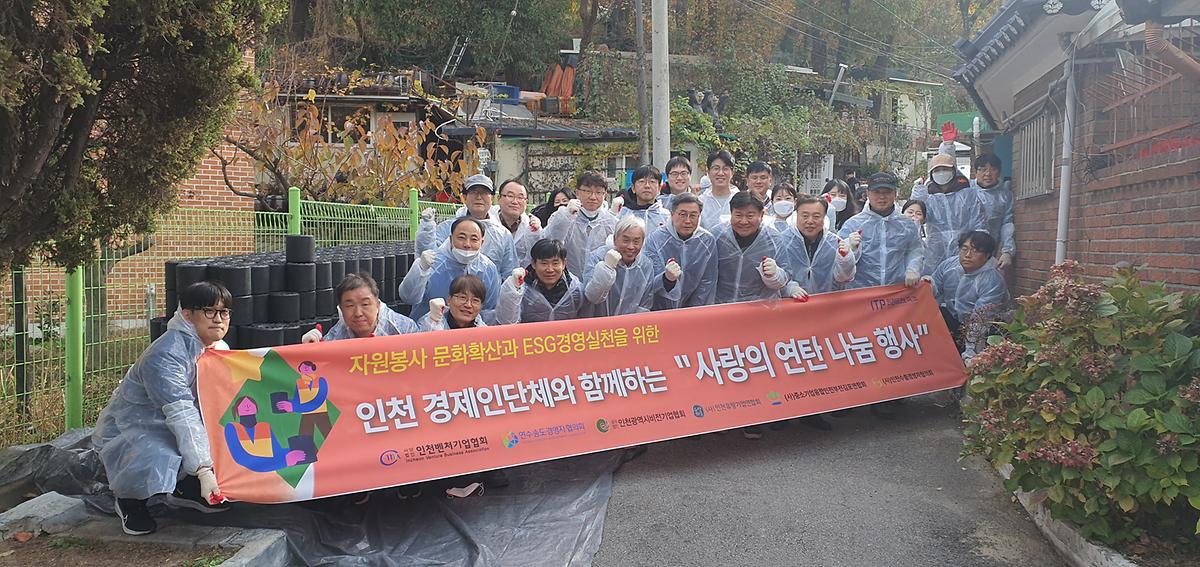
top-left (658, 156), bottom-right (695, 209)
top-left (929, 230), bottom-right (1008, 363)
top-left (545, 170), bottom-right (618, 278)
top-left (643, 192), bottom-right (718, 309)
top-left (93, 281), bottom-right (235, 536)
top-left (699, 150), bottom-right (740, 231)
top-left (490, 179), bottom-right (544, 266)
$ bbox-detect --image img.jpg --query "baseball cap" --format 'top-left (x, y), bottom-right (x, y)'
top-left (463, 174), bottom-right (495, 194)
top-left (927, 153), bottom-right (956, 175)
top-left (866, 172), bottom-right (899, 192)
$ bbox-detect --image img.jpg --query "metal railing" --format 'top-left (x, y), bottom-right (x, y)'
top-left (0, 187), bottom-right (462, 445)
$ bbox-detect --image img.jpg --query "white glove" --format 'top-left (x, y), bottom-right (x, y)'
top-left (197, 466), bottom-right (224, 504)
top-left (759, 257), bottom-right (779, 281)
top-left (920, 275), bottom-right (933, 284)
top-left (528, 216), bottom-right (541, 232)
top-left (610, 195), bottom-right (624, 214)
top-left (506, 267), bottom-right (525, 290)
top-left (785, 282), bottom-right (810, 302)
top-left (847, 230), bottom-right (862, 252)
top-left (997, 251), bottom-right (1013, 269)
top-left (664, 259), bottom-right (682, 282)
top-left (418, 249), bottom-right (437, 270)
top-left (420, 207), bottom-right (436, 222)
top-left (838, 239), bottom-right (852, 257)
top-left (567, 199), bottom-right (582, 214)
top-left (301, 328), bottom-right (323, 344)
top-left (905, 270), bottom-right (920, 287)
top-left (429, 298), bottom-right (446, 323)
top-left (604, 249), bottom-right (621, 269)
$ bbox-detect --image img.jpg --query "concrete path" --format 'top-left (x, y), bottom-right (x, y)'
top-left (595, 397), bottom-right (1067, 567)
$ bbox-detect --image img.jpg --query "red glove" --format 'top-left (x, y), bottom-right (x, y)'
top-left (941, 121), bottom-right (958, 143)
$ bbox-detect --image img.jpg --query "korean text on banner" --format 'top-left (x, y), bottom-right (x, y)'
top-left (197, 284), bottom-right (966, 503)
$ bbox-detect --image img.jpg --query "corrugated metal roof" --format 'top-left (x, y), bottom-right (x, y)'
top-left (443, 118), bottom-right (637, 140)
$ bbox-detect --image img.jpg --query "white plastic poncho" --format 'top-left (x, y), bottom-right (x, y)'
top-left (910, 182), bottom-right (986, 275)
top-left (495, 272), bottom-right (588, 324)
top-left (698, 189), bottom-right (738, 232)
top-left (838, 207), bottom-right (924, 288)
top-left (642, 223), bottom-right (718, 309)
top-left (92, 311), bottom-right (214, 500)
top-left (776, 228), bottom-right (856, 294)
top-left (974, 180), bottom-right (1016, 257)
top-left (581, 244), bottom-right (681, 317)
top-left (931, 256), bottom-right (1009, 351)
top-left (543, 206), bottom-right (618, 279)
top-left (324, 300), bottom-right (419, 340)
top-left (417, 214), bottom-right (519, 277)
top-left (618, 200), bottom-right (671, 232)
top-left (398, 240), bottom-right (501, 322)
top-left (489, 206), bottom-right (545, 267)
top-left (712, 224), bottom-right (790, 304)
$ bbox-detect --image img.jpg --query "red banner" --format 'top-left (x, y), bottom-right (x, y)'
top-left (197, 284), bottom-right (966, 503)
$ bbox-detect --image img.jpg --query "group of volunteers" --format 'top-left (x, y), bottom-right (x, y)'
top-left (91, 149), bottom-right (1015, 536)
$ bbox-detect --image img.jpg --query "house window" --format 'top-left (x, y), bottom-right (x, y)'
top-left (1015, 112), bottom-right (1055, 199)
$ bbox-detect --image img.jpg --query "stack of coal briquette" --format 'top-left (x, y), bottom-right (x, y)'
top-left (152, 235), bottom-right (414, 348)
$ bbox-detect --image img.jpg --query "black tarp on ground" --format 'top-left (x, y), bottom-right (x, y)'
top-left (0, 429), bottom-right (627, 566)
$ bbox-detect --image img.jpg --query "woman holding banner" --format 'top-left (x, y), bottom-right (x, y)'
top-left (419, 274), bottom-right (489, 330)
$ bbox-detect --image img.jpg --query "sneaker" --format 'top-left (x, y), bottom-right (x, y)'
top-left (742, 426), bottom-right (763, 440)
top-left (165, 475), bottom-right (229, 513)
top-left (799, 415), bottom-right (833, 431)
top-left (115, 498), bottom-right (156, 536)
top-left (480, 469), bottom-right (510, 488)
top-left (396, 485), bottom-right (423, 500)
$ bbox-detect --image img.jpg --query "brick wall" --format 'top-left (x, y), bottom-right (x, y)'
top-left (1013, 150), bottom-right (1200, 297)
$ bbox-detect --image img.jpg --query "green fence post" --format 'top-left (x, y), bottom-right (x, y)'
top-left (65, 268), bottom-right (84, 429)
top-left (288, 186), bottom-right (301, 235)
top-left (408, 187), bottom-right (420, 241)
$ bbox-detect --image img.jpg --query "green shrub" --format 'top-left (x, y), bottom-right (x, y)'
top-left (963, 261), bottom-right (1200, 545)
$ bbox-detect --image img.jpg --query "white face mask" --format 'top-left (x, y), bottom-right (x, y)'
top-left (451, 248), bottom-right (480, 263)
top-left (831, 197), bottom-right (847, 212)
top-left (772, 201), bottom-right (795, 217)
top-left (931, 170), bottom-right (955, 186)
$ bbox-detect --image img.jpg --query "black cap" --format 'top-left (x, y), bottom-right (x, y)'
top-left (866, 172), bottom-right (898, 192)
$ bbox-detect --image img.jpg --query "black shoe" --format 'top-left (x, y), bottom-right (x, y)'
top-left (481, 469), bottom-right (510, 488)
top-left (396, 485), bottom-right (423, 500)
top-left (742, 426), bottom-right (763, 440)
top-left (165, 475), bottom-right (229, 513)
top-left (115, 498), bottom-right (156, 536)
top-left (799, 415), bottom-right (833, 431)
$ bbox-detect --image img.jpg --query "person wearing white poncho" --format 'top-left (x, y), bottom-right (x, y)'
top-left (416, 174), bottom-right (519, 276)
top-left (544, 170), bottom-right (618, 279)
top-left (642, 193), bottom-right (718, 310)
top-left (929, 231), bottom-right (1009, 362)
top-left (418, 274), bottom-right (489, 331)
top-left (92, 282), bottom-right (233, 536)
top-left (712, 191), bottom-right (795, 305)
top-left (399, 217), bottom-right (501, 323)
top-left (581, 216), bottom-right (682, 317)
top-left (776, 194), bottom-right (859, 296)
top-left (496, 239), bottom-right (591, 324)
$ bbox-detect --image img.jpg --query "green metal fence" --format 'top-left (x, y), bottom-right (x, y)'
top-left (0, 188), bottom-right (446, 446)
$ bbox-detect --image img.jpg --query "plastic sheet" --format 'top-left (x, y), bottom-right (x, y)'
top-left (1, 429), bottom-right (627, 567)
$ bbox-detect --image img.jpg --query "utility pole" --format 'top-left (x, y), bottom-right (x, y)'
top-left (651, 0), bottom-right (670, 167)
top-left (634, 0), bottom-right (650, 164)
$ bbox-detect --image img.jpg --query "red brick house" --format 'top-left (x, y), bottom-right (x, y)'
top-left (953, 0), bottom-right (1200, 295)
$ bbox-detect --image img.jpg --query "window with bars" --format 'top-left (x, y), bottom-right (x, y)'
top-left (1015, 112), bottom-right (1056, 199)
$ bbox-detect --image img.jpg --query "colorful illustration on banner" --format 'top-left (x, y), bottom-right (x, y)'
top-left (218, 349), bottom-right (341, 487)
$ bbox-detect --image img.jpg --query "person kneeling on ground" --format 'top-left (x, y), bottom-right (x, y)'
top-left (929, 230), bottom-right (1009, 364)
top-left (92, 281), bottom-right (233, 536)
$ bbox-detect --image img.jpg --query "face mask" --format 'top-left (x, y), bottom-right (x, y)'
top-left (931, 170), bottom-right (954, 186)
top-left (451, 248), bottom-right (480, 263)
top-left (831, 197), bottom-right (847, 212)
top-left (772, 201), bottom-right (795, 217)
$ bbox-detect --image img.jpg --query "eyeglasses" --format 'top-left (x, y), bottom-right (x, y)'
top-left (709, 165), bottom-right (733, 173)
top-left (959, 245), bottom-right (984, 255)
top-left (450, 293), bottom-right (482, 307)
top-left (500, 193), bottom-right (527, 201)
top-left (668, 171), bottom-right (691, 178)
top-left (198, 307), bottom-right (232, 321)
top-left (577, 188), bottom-right (607, 196)
top-left (673, 211), bottom-right (700, 221)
